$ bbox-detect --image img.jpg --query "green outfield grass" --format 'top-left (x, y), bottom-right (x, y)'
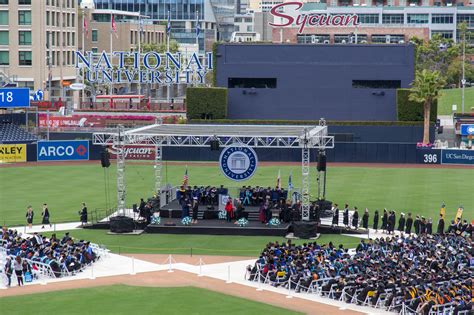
top-left (438, 87), bottom-right (474, 115)
top-left (41, 230), bottom-right (362, 256)
top-left (0, 285), bottom-right (302, 315)
top-left (0, 163), bottom-right (472, 227)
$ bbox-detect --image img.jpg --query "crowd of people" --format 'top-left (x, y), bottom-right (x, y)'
top-left (248, 227), bottom-right (472, 314)
top-left (1, 228), bottom-right (99, 287)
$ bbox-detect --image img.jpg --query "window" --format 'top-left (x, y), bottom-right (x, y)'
top-left (66, 32), bottom-right (70, 46)
top-left (352, 80), bottom-right (401, 89)
top-left (228, 78), bottom-right (277, 89)
top-left (0, 11), bottom-right (8, 25)
top-left (18, 51), bottom-right (32, 65)
top-left (92, 30), bottom-right (98, 42)
top-left (91, 47), bottom-right (98, 54)
top-left (372, 34), bottom-right (405, 43)
top-left (244, 18), bottom-right (252, 23)
top-left (0, 31), bottom-right (7, 45)
top-left (51, 11), bottom-right (55, 26)
top-left (0, 51), bottom-right (9, 65)
top-left (18, 10), bottom-right (31, 25)
top-left (19, 31), bottom-right (32, 45)
top-left (51, 51), bottom-right (55, 65)
top-left (432, 14), bottom-right (454, 24)
top-left (457, 14), bottom-right (474, 28)
top-left (297, 34), bottom-right (330, 44)
top-left (431, 30), bottom-right (453, 39)
top-left (382, 14), bottom-right (404, 24)
top-left (46, 12), bottom-right (50, 25)
top-left (71, 33), bottom-right (74, 46)
top-left (407, 14), bottom-right (429, 24)
top-left (18, 0), bottom-right (31, 4)
top-left (357, 14), bottom-right (379, 24)
top-left (0, 0), bottom-right (8, 4)
top-left (71, 14), bottom-right (75, 27)
top-left (247, 25), bottom-right (253, 32)
top-left (51, 32), bottom-right (55, 46)
top-left (335, 34), bottom-right (351, 43)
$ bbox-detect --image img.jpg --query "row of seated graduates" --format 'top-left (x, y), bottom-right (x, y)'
top-left (176, 185), bottom-right (228, 207)
top-left (238, 186), bottom-right (289, 207)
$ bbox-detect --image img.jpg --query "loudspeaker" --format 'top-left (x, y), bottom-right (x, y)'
top-left (317, 154), bottom-right (326, 172)
top-left (100, 148), bottom-right (111, 168)
top-left (210, 140), bottom-right (220, 151)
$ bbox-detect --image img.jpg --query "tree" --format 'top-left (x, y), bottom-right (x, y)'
top-left (412, 35), bottom-right (460, 75)
top-left (409, 70), bottom-right (446, 144)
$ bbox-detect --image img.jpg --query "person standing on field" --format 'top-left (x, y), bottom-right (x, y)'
top-left (41, 203), bottom-right (51, 229)
top-left (25, 206), bottom-right (34, 229)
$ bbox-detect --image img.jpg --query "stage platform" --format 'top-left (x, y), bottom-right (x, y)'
top-left (145, 218), bottom-right (291, 236)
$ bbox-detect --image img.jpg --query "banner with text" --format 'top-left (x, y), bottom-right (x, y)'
top-left (108, 145), bottom-right (156, 160)
top-left (0, 144), bottom-right (26, 163)
top-left (441, 149), bottom-right (474, 165)
top-left (37, 140), bottom-right (89, 161)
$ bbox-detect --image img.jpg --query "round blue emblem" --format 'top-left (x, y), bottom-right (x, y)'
top-left (219, 146), bottom-right (258, 181)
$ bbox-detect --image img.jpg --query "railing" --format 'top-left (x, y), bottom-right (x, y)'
top-left (79, 101), bottom-right (186, 112)
top-left (245, 268), bottom-right (462, 314)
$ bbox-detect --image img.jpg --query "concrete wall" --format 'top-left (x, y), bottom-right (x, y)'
top-left (216, 44), bottom-right (415, 121)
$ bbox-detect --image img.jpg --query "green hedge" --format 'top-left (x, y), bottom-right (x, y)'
top-left (188, 119), bottom-right (427, 126)
top-left (186, 87), bottom-right (228, 119)
top-left (397, 89), bottom-right (437, 122)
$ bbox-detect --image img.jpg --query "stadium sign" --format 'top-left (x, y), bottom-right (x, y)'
top-left (441, 149), bottom-right (474, 165)
top-left (108, 145), bottom-right (155, 160)
top-left (460, 124), bottom-right (474, 136)
top-left (269, 2), bottom-right (359, 34)
top-left (37, 140), bottom-right (89, 162)
top-left (0, 144), bottom-right (26, 163)
top-left (75, 51), bottom-right (212, 85)
top-left (219, 146), bottom-right (258, 181)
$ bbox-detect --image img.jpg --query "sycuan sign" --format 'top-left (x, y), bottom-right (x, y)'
top-left (75, 51), bottom-right (212, 85)
top-left (269, 1), bottom-right (359, 33)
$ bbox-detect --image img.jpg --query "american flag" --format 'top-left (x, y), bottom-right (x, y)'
top-left (182, 166), bottom-right (189, 187)
top-left (84, 16), bottom-right (88, 38)
top-left (111, 15), bottom-right (118, 38)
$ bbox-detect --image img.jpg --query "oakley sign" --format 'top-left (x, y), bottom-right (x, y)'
top-left (269, 2), bottom-right (359, 34)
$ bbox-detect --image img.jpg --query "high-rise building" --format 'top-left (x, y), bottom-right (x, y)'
top-left (272, 2), bottom-right (474, 45)
top-left (0, 0), bottom-right (78, 102)
top-left (93, 0), bottom-right (219, 50)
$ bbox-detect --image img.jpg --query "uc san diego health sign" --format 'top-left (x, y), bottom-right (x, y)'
top-left (219, 146), bottom-right (258, 181)
top-left (75, 50), bottom-right (212, 85)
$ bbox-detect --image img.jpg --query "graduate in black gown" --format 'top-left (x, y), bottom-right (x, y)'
top-left (343, 204), bottom-right (349, 228)
top-left (405, 213), bottom-right (413, 234)
top-left (398, 213), bottom-right (406, 232)
top-left (437, 214), bottom-right (445, 234)
top-left (332, 203), bottom-right (339, 227)
top-left (381, 209), bottom-right (388, 232)
top-left (373, 210), bottom-right (379, 231)
top-left (352, 207), bottom-right (359, 229)
top-left (362, 208), bottom-right (369, 229)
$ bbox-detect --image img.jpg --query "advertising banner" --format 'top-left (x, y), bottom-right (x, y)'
top-left (108, 145), bottom-right (156, 160)
top-left (441, 149), bottom-right (474, 165)
top-left (460, 124), bottom-right (474, 136)
top-left (416, 148), bottom-right (441, 165)
top-left (38, 114), bottom-right (156, 128)
top-left (0, 144), bottom-right (26, 162)
top-left (37, 140), bottom-right (89, 161)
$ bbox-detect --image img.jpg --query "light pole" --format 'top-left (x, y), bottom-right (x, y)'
top-left (461, 27), bottom-right (466, 114)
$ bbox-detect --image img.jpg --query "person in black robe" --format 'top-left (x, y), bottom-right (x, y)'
top-left (41, 203), bottom-right (51, 229)
top-left (79, 202), bottom-right (88, 225)
top-left (192, 198), bottom-right (199, 224)
top-left (362, 208), bottom-right (369, 229)
top-left (343, 204), bottom-right (349, 228)
top-left (352, 207), bottom-right (359, 229)
top-left (414, 215), bottom-right (421, 234)
top-left (405, 213), bottom-right (413, 234)
top-left (437, 215), bottom-right (445, 235)
top-left (382, 209), bottom-right (388, 233)
top-left (387, 211), bottom-right (396, 234)
top-left (398, 213), bottom-right (406, 232)
top-left (419, 217), bottom-right (427, 234)
top-left (426, 218), bottom-right (432, 235)
top-left (373, 210), bottom-right (379, 231)
top-left (332, 203), bottom-right (339, 227)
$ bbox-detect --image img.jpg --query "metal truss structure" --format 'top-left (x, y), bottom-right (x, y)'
top-left (93, 123), bottom-right (334, 221)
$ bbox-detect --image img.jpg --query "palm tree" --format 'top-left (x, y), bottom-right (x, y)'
top-left (409, 70), bottom-right (446, 144)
